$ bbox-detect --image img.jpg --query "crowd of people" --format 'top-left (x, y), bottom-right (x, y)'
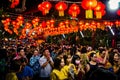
top-left (0, 39), bottom-right (120, 80)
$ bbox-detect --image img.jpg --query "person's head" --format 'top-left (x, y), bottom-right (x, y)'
top-left (89, 68), bottom-right (117, 80)
top-left (81, 46), bottom-right (87, 54)
top-left (99, 48), bottom-right (106, 58)
top-left (57, 50), bottom-right (63, 59)
top-left (43, 48), bottom-right (50, 57)
top-left (89, 52), bottom-right (97, 62)
top-left (54, 58), bottom-right (64, 70)
top-left (63, 54), bottom-right (72, 65)
top-left (19, 57), bottom-right (27, 68)
top-left (87, 46), bottom-right (93, 52)
top-left (109, 52), bottom-right (120, 65)
top-left (10, 59), bottom-right (22, 73)
top-left (113, 52), bottom-right (119, 62)
top-left (112, 48), bottom-right (119, 53)
top-left (71, 55), bottom-right (81, 66)
top-left (33, 49), bottom-right (39, 56)
top-left (60, 58), bottom-right (65, 68)
top-left (17, 48), bottom-right (25, 56)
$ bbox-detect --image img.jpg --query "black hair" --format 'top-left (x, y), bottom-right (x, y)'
top-left (0, 49), bottom-right (7, 59)
top-left (99, 48), bottom-right (105, 54)
top-left (89, 68), bottom-right (117, 80)
top-left (17, 48), bottom-right (24, 53)
top-left (57, 50), bottom-right (63, 57)
top-left (109, 52), bottom-right (119, 66)
top-left (53, 58), bottom-right (61, 70)
top-left (81, 47), bottom-right (87, 53)
top-left (63, 55), bottom-right (67, 65)
top-left (71, 55), bottom-right (80, 65)
top-left (89, 52), bottom-right (96, 61)
top-left (10, 59), bottom-right (21, 72)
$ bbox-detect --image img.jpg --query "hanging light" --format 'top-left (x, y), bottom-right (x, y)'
top-left (55, 2), bottom-right (67, 16)
top-left (82, 0), bottom-right (97, 19)
top-left (68, 3), bottom-right (80, 18)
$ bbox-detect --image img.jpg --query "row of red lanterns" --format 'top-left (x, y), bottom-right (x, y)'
top-left (2, 15), bottom-right (120, 36)
top-left (9, 0), bottom-right (120, 18)
top-left (37, 0), bottom-right (107, 19)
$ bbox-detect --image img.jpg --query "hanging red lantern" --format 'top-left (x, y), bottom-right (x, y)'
top-left (55, 2), bottom-right (67, 16)
top-left (25, 22), bottom-right (32, 29)
top-left (42, 21), bottom-right (46, 28)
top-left (82, 0), bottom-right (97, 10)
top-left (38, 3), bottom-right (44, 11)
top-left (38, 1), bottom-right (52, 15)
top-left (42, 1), bottom-right (52, 15)
top-left (12, 21), bottom-right (16, 25)
top-left (50, 19), bottom-right (55, 28)
top-left (94, 2), bottom-right (105, 11)
top-left (10, 0), bottom-right (19, 8)
top-left (10, 3), bottom-right (15, 8)
top-left (117, 9), bottom-right (120, 16)
top-left (81, 0), bottom-right (97, 19)
top-left (115, 20), bottom-right (120, 27)
top-left (65, 20), bottom-right (69, 27)
top-left (115, 21), bottom-right (120, 25)
top-left (14, 0), bottom-right (19, 6)
top-left (94, 10), bottom-right (106, 19)
top-left (94, 2), bottom-right (106, 19)
top-left (46, 20), bottom-right (50, 28)
top-left (16, 15), bottom-right (24, 21)
top-left (68, 4), bottom-right (80, 18)
top-left (32, 18), bottom-right (40, 27)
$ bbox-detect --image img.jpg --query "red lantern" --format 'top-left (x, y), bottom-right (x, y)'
top-left (65, 20), bottom-right (69, 27)
top-left (50, 19), bottom-right (55, 28)
top-left (32, 18), bottom-right (40, 27)
top-left (117, 9), bottom-right (120, 16)
top-left (38, 3), bottom-right (44, 11)
top-left (68, 4), bottom-right (80, 18)
top-left (25, 22), bottom-right (32, 29)
top-left (10, 0), bottom-right (19, 8)
top-left (82, 0), bottom-right (97, 19)
top-left (42, 1), bottom-right (52, 15)
top-left (94, 10), bottom-right (106, 19)
top-left (82, 0), bottom-right (97, 10)
top-left (42, 21), bottom-right (46, 28)
top-left (94, 2), bottom-right (105, 11)
top-left (38, 1), bottom-right (52, 15)
top-left (46, 20), bottom-right (50, 28)
top-left (16, 15), bottom-right (24, 21)
top-left (14, 0), bottom-right (19, 6)
top-left (115, 20), bottom-right (120, 27)
top-left (10, 3), bottom-right (15, 8)
top-left (12, 21), bottom-right (16, 25)
top-left (55, 2), bottom-right (67, 16)
top-left (115, 21), bottom-right (120, 25)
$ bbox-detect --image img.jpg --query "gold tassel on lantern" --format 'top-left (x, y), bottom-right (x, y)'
top-left (45, 9), bottom-right (49, 14)
top-left (59, 10), bottom-right (64, 16)
top-left (85, 10), bottom-right (93, 19)
top-left (96, 11), bottom-right (102, 19)
top-left (72, 12), bottom-right (77, 18)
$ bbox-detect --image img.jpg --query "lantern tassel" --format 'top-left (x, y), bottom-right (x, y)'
top-left (96, 11), bottom-right (102, 19)
top-left (59, 10), bottom-right (64, 16)
top-left (85, 10), bottom-right (93, 19)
